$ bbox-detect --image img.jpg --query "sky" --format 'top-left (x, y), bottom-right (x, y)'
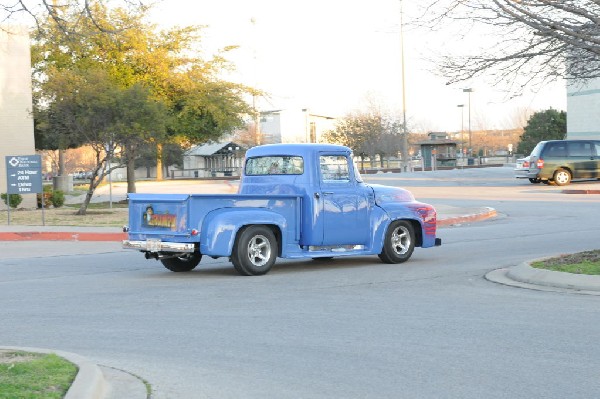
top-left (149, 0), bottom-right (567, 133)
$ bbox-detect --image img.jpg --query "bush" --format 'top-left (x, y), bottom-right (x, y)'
top-left (36, 186), bottom-right (66, 208)
top-left (37, 185), bottom-right (52, 208)
top-left (51, 190), bottom-right (65, 208)
top-left (1, 193), bottom-right (23, 208)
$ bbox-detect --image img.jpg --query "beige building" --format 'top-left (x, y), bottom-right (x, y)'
top-left (567, 79), bottom-right (600, 140)
top-left (0, 27), bottom-right (36, 209)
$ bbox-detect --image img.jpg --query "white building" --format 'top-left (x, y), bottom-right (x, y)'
top-left (0, 27), bottom-right (36, 209)
top-left (567, 79), bottom-right (600, 140)
top-left (260, 108), bottom-right (336, 144)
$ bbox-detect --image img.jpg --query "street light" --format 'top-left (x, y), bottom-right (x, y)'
top-left (463, 88), bottom-right (473, 156)
top-left (457, 104), bottom-right (464, 164)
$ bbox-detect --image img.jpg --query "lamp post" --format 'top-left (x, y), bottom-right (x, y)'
top-left (398, 0), bottom-right (410, 172)
top-left (457, 104), bottom-right (464, 165)
top-left (462, 88), bottom-right (473, 156)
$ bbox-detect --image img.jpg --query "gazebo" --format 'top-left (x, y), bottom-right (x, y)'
top-left (181, 141), bottom-right (246, 178)
top-left (417, 132), bottom-right (458, 169)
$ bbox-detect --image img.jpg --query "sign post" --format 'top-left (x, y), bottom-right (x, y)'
top-left (5, 155), bottom-right (44, 225)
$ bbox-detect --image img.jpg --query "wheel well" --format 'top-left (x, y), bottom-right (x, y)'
top-left (407, 219), bottom-right (423, 247)
top-left (555, 167), bottom-right (572, 176)
top-left (390, 219), bottom-right (422, 247)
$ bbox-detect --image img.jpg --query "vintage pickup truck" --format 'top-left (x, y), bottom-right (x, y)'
top-left (123, 143), bottom-right (441, 275)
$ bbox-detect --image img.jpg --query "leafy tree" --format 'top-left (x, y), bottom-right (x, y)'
top-left (322, 111), bottom-right (403, 169)
top-left (415, 1), bottom-right (600, 93)
top-left (36, 66), bottom-right (168, 214)
top-left (516, 109), bottom-right (566, 155)
top-left (32, 2), bottom-right (254, 196)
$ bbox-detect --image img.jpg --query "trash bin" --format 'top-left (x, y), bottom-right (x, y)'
top-left (194, 171), bottom-right (198, 178)
top-left (467, 158), bottom-right (474, 166)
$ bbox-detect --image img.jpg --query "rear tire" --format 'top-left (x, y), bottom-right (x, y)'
top-left (378, 220), bottom-right (415, 264)
top-left (553, 169), bottom-right (571, 186)
top-left (231, 225), bottom-right (278, 276)
top-left (161, 253), bottom-right (202, 272)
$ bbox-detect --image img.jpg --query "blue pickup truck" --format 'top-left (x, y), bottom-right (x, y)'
top-left (123, 143), bottom-right (441, 275)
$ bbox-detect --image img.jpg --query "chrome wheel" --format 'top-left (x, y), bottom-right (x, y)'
top-left (378, 220), bottom-right (415, 264)
top-left (246, 234), bottom-right (271, 267)
top-left (391, 225), bottom-right (411, 255)
top-left (232, 225), bottom-right (278, 276)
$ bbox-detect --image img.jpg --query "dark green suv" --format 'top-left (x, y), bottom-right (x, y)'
top-left (515, 139), bottom-right (600, 185)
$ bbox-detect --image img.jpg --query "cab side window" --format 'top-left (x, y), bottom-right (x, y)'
top-left (594, 142), bottom-right (600, 156)
top-left (320, 155), bottom-right (350, 182)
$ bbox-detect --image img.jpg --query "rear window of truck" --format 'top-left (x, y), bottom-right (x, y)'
top-left (245, 156), bottom-right (304, 175)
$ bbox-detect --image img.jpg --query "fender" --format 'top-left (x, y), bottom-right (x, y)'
top-left (200, 208), bottom-right (289, 257)
top-left (373, 201), bottom-right (438, 249)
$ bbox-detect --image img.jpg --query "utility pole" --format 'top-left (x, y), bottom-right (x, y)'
top-left (463, 88), bottom-right (473, 156)
top-left (251, 17), bottom-right (261, 146)
top-left (399, 0), bottom-right (409, 172)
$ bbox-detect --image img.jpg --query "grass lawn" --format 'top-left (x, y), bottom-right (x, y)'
top-left (531, 249), bottom-right (600, 275)
top-left (0, 351), bottom-right (77, 399)
top-left (0, 201), bottom-right (128, 227)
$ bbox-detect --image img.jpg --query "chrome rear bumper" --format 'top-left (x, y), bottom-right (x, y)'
top-left (122, 240), bottom-right (195, 253)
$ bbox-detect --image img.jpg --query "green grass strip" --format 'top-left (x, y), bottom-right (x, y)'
top-left (0, 352), bottom-right (78, 399)
top-left (531, 250), bottom-right (600, 275)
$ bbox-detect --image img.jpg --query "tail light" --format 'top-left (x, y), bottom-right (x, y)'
top-left (522, 160), bottom-right (530, 168)
top-left (410, 205), bottom-right (437, 235)
top-left (536, 158), bottom-right (544, 168)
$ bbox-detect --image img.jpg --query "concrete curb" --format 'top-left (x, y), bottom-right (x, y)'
top-left (437, 207), bottom-right (497, 227)
top-left (485, 261), bottom-right (600, 295)
top-left (507, 261), bottom-right (600, 292)
top-left (0, 207), bottom-right (499, 241)
top-left (0, 346), bottom-right (106, 399)
top-left (0, 231), bottom-right (126, 241)
top-left (562, 189), bottom-right (600, 194)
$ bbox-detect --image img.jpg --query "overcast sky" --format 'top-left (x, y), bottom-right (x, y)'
top-left (149, 0), bottom-right (566, 132)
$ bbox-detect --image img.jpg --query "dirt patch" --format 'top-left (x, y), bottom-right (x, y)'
top-left (0, 350), bottom-right (42, 364)
top-left (535, 250), bottom-right (600, 267)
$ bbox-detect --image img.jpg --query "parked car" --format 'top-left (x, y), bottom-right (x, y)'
top-left (515, 140), bottom-right (600, 185)
top-left (514, 156), bottom-right (540, 183)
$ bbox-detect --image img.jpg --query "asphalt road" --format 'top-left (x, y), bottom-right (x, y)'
top-left (1, 167), bottom-right (600, 399)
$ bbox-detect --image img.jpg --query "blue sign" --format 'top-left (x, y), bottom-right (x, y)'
top-left (5, 155), bottom-right (43, 194)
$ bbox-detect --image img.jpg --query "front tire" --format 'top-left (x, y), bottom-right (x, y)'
top-left (553, 169), bottom-right (571, 186)
top-left (378, 220), bottom-right (415, 264)
top-left (231, 225), bottom-right (278, 276)
top-left (161, 253), bottom-right (202, 272)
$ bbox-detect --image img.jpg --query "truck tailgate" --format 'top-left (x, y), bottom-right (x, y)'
top-left (127, 193), bottom-right (191, 240)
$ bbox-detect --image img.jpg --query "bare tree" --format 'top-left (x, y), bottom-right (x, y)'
top-left (415, 1), bottom-right (600, 92)
top-left (0, 0), bottom-right (148, 33)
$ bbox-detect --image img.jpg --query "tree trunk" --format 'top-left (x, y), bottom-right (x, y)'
top-left (58, 149), bottom-right (66, 176)
top-left (127, 155), bottom-right (136, 194)
top-left (156, 143), bottom-right (163, 181)
top-left (76, 185), bottom-right (95, 215)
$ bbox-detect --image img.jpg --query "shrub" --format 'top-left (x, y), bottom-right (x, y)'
top-left (1, 193), bottom-right (23, 208)
top-left (51, 190), bottom-right (65, 208)
top-left (37, 185), bottom-right (52, 208)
